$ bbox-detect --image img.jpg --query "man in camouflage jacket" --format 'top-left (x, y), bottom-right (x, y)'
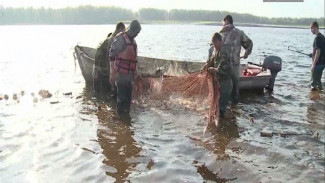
top-left (219, 15), bottom-right (253, 105)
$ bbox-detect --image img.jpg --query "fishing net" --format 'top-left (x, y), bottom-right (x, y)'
top-left (134, 70), bottom-right (220, 126)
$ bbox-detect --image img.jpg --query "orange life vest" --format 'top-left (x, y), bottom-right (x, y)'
top-left (114, 33), bottom-right (137, 74)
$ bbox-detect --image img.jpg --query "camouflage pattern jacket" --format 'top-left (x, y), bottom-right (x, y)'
top-left (208, 44), bottom-right (232, 81)
top-left (94, 34), bottom-right (114, 75)
top-left (219, 24), bottom-right (253, 66)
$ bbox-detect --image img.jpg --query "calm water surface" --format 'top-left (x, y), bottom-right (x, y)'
top-left (0, 25), bottom-right (324, 183)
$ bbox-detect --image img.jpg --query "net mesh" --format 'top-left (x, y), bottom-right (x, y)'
top-left (134, 70), bottom-right (220, 126)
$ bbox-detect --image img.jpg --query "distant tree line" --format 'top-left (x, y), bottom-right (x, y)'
top-left (0, 6), bottom-right (323, 27)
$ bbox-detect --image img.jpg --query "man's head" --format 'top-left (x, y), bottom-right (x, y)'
top-left (116, 22), bottom-right (126, 33)
top-left (212, 32), bottom-right (223, 50)
top-left (310, 21), bottom-right (319, 35)
top-left (222, 15), bottom-right (233, 26)
top-left (126, 20), bottom-right (141, 39)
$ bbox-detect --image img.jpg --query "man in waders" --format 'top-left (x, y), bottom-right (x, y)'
top-left (202, 32), bottom-right (233, 120)
top-left (310, 21), bottom-right (325, 91)
top-left (109, 20), bottom-right (141, 118)
top-left (93, 22), bottom-right (125, 94)
top-left (219, 15), bottom-right (253, 106)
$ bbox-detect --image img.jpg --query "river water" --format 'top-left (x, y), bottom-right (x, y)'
top-left (0, 24), bottom-right (324, 183)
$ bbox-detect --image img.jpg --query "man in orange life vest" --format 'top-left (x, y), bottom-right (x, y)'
top-left (109, 20), bottom-right (141, 118)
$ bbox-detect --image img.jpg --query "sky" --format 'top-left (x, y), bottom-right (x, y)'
top-left (0, 0), bottom-right (324, 18)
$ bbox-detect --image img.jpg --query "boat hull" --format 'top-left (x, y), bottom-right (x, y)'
top-left (74, 45), bottom-right (271, 91)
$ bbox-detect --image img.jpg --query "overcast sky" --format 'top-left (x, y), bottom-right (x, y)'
top-left (0, 0), bottom-right (324, 18)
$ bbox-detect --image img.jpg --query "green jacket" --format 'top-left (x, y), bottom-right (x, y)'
top-left (208, 44), bottom-right (232, 81)
top-left (95, 36), bottom-right (111, 70)
top-left (219, 24), bottom-right (253, 66)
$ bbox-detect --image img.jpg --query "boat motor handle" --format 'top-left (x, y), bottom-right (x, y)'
top-left (248, 62), bottom-right (262, 67)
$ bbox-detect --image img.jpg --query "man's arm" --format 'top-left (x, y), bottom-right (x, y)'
top-left (133, 40), bottom-right (142, 78)
top-left (240, 31), bottom-right (253, 58)
top-left (109, 35), bottom-right (125, 85)
top-left (312, 35), bottom-right (323, 70)
top-left (109, 35), bottom-right (125, 60)
top-left (312, 49), bottom-right (320, 70)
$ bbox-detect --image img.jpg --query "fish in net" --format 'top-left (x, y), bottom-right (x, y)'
top-left (134, 70), bottom-right (220, 126)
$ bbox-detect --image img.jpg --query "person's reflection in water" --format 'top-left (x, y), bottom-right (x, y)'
top-left (307, 92), bottom-right (325, 126)
top-left (214, 117), bottom-right (239, 158)
top-left (96, 104), bottom-right (141, 182)
top-left (204, 116), bottom-right (239, 159)
top-left (197, 117), bottom-right (239, 181)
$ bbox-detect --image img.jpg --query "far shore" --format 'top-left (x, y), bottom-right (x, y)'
top-left (141, 21), bottom-right (325, 30)
top-left (1, 21), bottom-right (324, 30)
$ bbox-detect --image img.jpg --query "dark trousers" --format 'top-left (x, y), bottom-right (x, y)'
top-left (219, 78), bottom-right (233, 118)
top-left (267, 71), bottom-right (278, 91)
top-left (115, 72), bottom-right (133, 116)
top-left (230, 64), bottom-right (240, 105)
top-left (311, 64), bottom-right (325, 90)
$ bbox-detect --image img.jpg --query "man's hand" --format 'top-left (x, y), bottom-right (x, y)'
top-left (311, 64), bottom-right (315, 72)
top-left (110, 70), bottom-right (116, 86)
top-left (208, 67), bottom-right (217, 74)
top-left (200, 64), bottom-right (208, 72)
top-left (243, 52), bottom-right (249, 59)
top-left (135, 73), bottom-right (143, 81)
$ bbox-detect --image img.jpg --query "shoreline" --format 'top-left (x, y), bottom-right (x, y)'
top-left (141, 21), bottom-right (325, 29)
top-left (1, 21), bottom-right (324, 30)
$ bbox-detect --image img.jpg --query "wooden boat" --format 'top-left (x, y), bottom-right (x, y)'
top-left (74, 45), bottom-right (271, 91)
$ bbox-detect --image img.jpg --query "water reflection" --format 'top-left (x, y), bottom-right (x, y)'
top-left (196, 164), bottom-right (237, 182)
top-left (307, 91), bottom-right (325, 126)
top-left (195, 117), bottom-right (239, 181)
top-left (80, 86), bottom-right (142, 182)
top-left (96, 103), bottom-right (141, 182)
top-left (205, 117), bottom-right (239, 159)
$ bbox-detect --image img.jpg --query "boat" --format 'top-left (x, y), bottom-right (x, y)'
top-left (74, 45), bottom-right (272, 91)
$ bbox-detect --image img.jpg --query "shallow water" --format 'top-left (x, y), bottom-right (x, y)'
top-left (0, 25), bottom-right (324, 182)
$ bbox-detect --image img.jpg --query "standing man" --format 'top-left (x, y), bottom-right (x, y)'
top-left (109, 20), bottom-right (141, 118)
top-left (202, 32), bottom-right (233, 121)
top-left (94, 22), bottom-right (125, 94)
top-left (310, 21), bottom-right (325, 91)
top-left (219, 15), bottom-right (253, 106)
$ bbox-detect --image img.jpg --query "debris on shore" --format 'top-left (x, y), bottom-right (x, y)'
top-left (39, 89), bottom-right (52, 98)
top-left (50, 101), bottom-right (59, 104)
top-left (13, 93), bottom-right (18, 100)
top-left (63, 92), bottom-right (72, 96)
top-left (33, 97), bottom-right (38, 103)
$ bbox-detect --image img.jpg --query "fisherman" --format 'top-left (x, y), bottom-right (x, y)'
top-left (109, 20), bottom-right (142, 118)
top-left (202, 32), bottom-right (233, 120)
top-left (309, 21), bottom-right (325, 91)
top-left (219, 15), bottom-right (253, 106)
top-left (93, 22), bottom-right (125, 94)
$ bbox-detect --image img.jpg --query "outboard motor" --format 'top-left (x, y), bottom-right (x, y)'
top-left (262, 55), bottom-right (282, 92)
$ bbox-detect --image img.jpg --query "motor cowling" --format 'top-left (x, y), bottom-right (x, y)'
top-left (263, 55), bottom-right (282, 73)
top-left (262, 55), bottom-right (282, 92)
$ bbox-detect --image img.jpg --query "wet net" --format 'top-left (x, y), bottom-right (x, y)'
top-left (134, 70), bottom-right (220, 126)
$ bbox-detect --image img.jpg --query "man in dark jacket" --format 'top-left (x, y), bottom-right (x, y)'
top-left (310, 21), bottom-right (325, 91)
top-left (109, 20), bottom-right (141, 118)
top-left (93, 22), bottom-right (125, 94)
